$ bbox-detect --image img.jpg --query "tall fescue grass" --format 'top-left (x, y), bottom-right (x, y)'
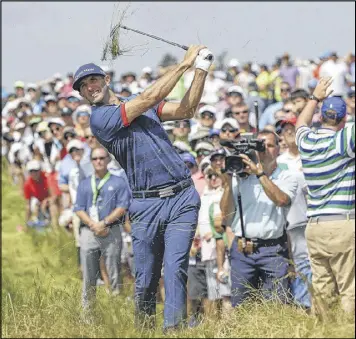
top-left (2, 161), bottom-right (354, 338)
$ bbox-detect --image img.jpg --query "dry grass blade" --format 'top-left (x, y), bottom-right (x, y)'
top-left (101, 3), bottom-right (134, 61)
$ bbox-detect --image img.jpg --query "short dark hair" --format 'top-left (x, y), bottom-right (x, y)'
top-left (290, 89), bottom-right (309, 101)
top-left (321, 115), bottom-right (344, 126)
top-left (257, 130), bottom-right (279, 146)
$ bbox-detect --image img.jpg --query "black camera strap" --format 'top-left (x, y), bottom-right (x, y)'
top-left (234, 174), bottom-right (247, 249)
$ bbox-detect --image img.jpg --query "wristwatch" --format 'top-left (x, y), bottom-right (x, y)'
top-left (309, 95), bottom-right (321, 102)
top-left (256, 172), bottom-right (266, 179)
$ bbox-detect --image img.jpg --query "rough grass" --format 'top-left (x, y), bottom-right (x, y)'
top-left (1, 160), bottom-right (355, 338)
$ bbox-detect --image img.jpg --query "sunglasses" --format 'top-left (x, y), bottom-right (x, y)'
top-left (234, 110), bottom-right (249, 115)
top-left (50, 126), bottom-right (61, 132)
top-left (283, 109), bottom-right (292, 113)
top-left (221, 127), bottom-right (238, 133)
top-left (207, 173), bottom-right (219, 179)
top-left (281, 88), bottom-right (291, 92)
top-left (84, 135), bottom-right (95, 139)
top-left (91, 156), bottom-right (108, 161)
top-left (64, 133), bottom-right (76, 140)
top-left (201, 112), bottom-right (215, 119)
top-left (29, 169), bottom-right (40, 173)
top-left (174, 121), bottom-right (190, 128)
top-left (197, 150), bottom-right (211, 157)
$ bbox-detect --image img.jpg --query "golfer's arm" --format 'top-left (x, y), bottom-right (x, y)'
top-left (124, 63), bottom-right (189, 123)
top-left (159, 69), bottom-right (207, 121)
top-left (296, 99), bottom-right (319, 129)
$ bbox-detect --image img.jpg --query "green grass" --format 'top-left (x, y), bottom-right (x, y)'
top-left (1, 160), bottom-right (355, 338)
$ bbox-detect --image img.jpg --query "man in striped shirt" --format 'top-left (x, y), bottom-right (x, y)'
top-left (296, 77), bottom-right (355, 316)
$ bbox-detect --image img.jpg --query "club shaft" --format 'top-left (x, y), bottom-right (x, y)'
top-left (111, 24), bottom-right (188, 51)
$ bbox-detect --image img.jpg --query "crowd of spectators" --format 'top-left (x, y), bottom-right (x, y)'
top-left (2, 49), bottom-right (355, 324)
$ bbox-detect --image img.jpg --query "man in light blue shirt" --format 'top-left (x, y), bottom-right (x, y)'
top-left (218, 130), bottom-right (297, 307)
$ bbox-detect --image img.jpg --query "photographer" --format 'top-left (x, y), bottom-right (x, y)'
top-left (296, 77), bottom-right (355, 315)
top-left (218, 130), bottom-right (298, 307)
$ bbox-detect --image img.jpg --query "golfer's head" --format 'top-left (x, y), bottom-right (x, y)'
top-left (73, 63), bottom-right (110, 104)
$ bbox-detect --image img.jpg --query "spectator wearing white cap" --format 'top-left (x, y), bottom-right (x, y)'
top-left (224, 86), bottom-right (245, 118)
top-left (195, 141), bottom-right (214, 166)
top-left (47, 117), bottom-right (66, 167)
top-left (139, 66), bottom-right (154, 89)
top-left (67, 91), bottom-right (82, 112)
top-left (226, 59), bottom-right (240, 83)
top-left (172, 119), bottom-right (193, 152)
top-left (216, 118), bottom-right (241, 145)
top-left (73, 105), bottom-right (91, 138)
top-left (23, 160), bottom-right (59, 228)
top-left (190, 105), bottom-right (217, 138)
top-left (44, 95), bottom-right (58, 116)
top-left (14, 81), bottom-right (25, 98)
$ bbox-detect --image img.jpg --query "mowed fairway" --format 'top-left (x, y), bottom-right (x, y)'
top-left (1, 161), bottom-right (355, 338)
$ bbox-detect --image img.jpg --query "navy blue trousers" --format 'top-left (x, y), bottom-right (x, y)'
top-left (229, 238), bottom-right (289, 307)
top-left (129, 185), bottom-right (200, 329)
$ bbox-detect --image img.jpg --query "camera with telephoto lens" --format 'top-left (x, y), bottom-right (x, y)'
top-left (222, 139), bottom-right (266, 175)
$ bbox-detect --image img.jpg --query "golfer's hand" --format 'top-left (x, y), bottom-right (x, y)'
top-left (313, 77), bottom-right (334, 101)
top-left (239, 154), bottom-right (263, 176)
top-left (182, 45), bottom-right (207, 68)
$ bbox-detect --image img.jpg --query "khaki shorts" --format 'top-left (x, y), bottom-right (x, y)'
top-left (306, 218), bottom-right (355, 313)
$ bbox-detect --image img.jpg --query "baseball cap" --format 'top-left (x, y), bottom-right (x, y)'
top-left (180, 152), bottom-right (197, 166)
top-left (73, 63), bottom-right (106, 91)
top-left (66, 139), bottom-right (84, 152)
top-left (173, 140), bottom-right (191, 153)
top-left (215, 118), bottom-right (240, 130)
top-left (275, 116), bottom-right (297, 134)
top-left (199, 105), bottom-right (217, 116)
top-left (228, 59), bottom-right (240, 68)
top-left (74, 104), bottom-right (91, 117)
top-left (67, 91), bottom-right (82, 102)
top-left (321, 97), bottom-right (347, 120)
top-left (26, 160), bottom-right (41, 172)
top-left (37, 121), bottom-right (49, 133)
top-left (48, 117), bottom-right (65, 127)
top-left (227, 85), bottom-right (244, 96)
top-left (14, 121), bottom-right (26, 130)
top-left (27, 83), bottom-right (38, 91)
top-left (308, 78), bottom-right (318, 89)
top-left (60, 107), bottom-right (73, 116)
top-left (209, 128), bottom-right (220, 137)
top-left (347, 86), bottom-right (355, 97)
top-left (210, 148), bottom-right (226, 160)
top-left (199, 156), bottom-right (211, 172)
top-left (195, 141), bottom-right (215, 152)
top-left (29, 117), bottom-right (42, 126)
top-left (142, 66), bottom-right (153, 74)
top-left (14, 81), bottom-right (25, 89)
top-left (44, 95), bottom-right (57, 103)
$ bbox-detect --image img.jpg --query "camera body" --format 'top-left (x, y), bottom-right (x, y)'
top-left (223, 139), bottom-right (266, 175)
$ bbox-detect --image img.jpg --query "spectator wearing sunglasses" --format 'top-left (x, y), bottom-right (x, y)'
top-left (210, 149), bottom-right (226, 172)
top-left (231, 102), bottom-right (257, 134)
top-left (66, 91), bottom-right (82, 112)
top-left (172, 119), bottom-right (192, 151)
top-left (259, 82), bottom-right (291, 130)
top-left (60, 107), bottom-right (74, 128)
top-left (216, 118), bottom-right (241, 145)
top-left (23, 160), bottom-right (59, 228)
top-left (224, 86), bottom-right (245, 119)
top-left (194, 141), bottom-right (214, 165)
top-left (74, 147), bottom-right (132, 310)
top-left (191, 105), bottom-right (217, 137)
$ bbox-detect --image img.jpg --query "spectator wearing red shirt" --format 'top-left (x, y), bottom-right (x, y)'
top-left (24, 160), bottom-right (59, 227)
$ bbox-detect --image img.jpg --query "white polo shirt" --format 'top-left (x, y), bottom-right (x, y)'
top-left (231, 168), bottom-right (298, 240)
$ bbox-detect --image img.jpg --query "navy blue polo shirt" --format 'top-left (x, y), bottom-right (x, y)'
top-left (90, 95), bottom-right (190, 191)
top-left (73, 173), bottom-right (131, 226)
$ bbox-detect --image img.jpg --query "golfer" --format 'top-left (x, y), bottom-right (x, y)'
top-left (72, 45), bottom-right (214, 331)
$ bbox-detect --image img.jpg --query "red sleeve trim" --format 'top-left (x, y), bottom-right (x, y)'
top-left (157, 101), bottom-right (166, 118)
top-left (121, 103), bottom-right (130, 127)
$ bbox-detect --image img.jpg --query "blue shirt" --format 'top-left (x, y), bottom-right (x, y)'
top-left (231, 168), bottom-right (298, 240)
top-left (90, 95), bottom-right (190, 191)
top-left (258, 102), bottom-right (283, 130)
top-left (58, 145), bottom-right (92, 185)
top-left (74, 173), bottom-right (132, 225)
